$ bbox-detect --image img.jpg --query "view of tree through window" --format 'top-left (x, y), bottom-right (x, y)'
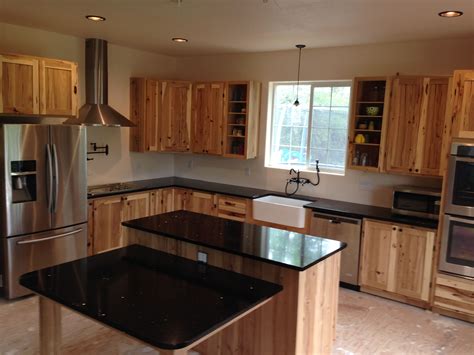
top-left (267, 82), bottom-right (351, 173)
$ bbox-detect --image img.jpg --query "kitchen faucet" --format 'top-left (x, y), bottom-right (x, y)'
top-left (285, 161), bottom-right (321, 196)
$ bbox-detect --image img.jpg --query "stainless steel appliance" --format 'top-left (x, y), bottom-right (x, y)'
top-left (445, 140), bottom-right (474, 217)
top-left (392, 185), bottom-right (441, 220)
top-left (0, 124), bottom-right (87, 298)
top-left (439, 139), bottom-right (474, 278)
top-left (310, 212), bottom-right (361, 287)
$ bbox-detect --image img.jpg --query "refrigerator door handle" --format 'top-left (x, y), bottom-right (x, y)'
top-left (51, 143), bottom-right (59, 213)
top-left (16, 228), bottom-right (83, 245)
top-left (46, 144), bottom-right (54, 212)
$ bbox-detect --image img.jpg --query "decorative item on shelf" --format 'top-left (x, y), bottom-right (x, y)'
top-left (232, 128), bottom-right (244, 136)
top-left (352, 150), bottom-right (360, 165)
top-left (241, 108), bottom-right (246, 113)
top-left (358, 122), bottom-right (368, 129)
top-left (236, 117), bottom-right (245, 124)
top-left (360, 153), bottom-right (368, 166)
top-left (364, 134), bottom-right (370, 143)
top-left (355, 134), bottom-right (366, 144)
top-left (293, 44), bottom-right (306, 106)
top-left (367, 85), bottom-right (380, 101)
top-left (366, 106), bottom-right (380, 116)
top-left (368, 121), bottom-right (375, 130)
top-left (87, 142), bottom-right (109, 161)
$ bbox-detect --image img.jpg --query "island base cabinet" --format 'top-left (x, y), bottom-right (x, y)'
top-left (360, 220), bottom-right (435, 307)
top-left (126, 228), bottom-right (341, 355)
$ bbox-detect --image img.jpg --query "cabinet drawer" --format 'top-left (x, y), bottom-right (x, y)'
top-left (217, 195), bottom-right (247, 221)
top-left (434, 273), bottom-right (474, 316)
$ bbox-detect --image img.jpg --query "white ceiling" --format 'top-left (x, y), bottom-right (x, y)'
top-left (0, 0), bottom-right (473, 56)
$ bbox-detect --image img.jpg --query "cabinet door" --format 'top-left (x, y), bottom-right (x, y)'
top-left (394, 226), bottom-right (435, 301)
top-left (92, 196), bottom-right (123, 254)
top-left (360, 220), bottom-right (397, 291)
top-left (192, 83), bottom-right (207, 154)
top-left (161, 81), bottom-right (192, 152)
top-left (459, 72), bottom-right (474, 137)
top-left (87, 201), bottom-right (94, 256)
top-left (186, 191), bottom-right (216, 215)
top-left (149, 189), bottom-right (163, 215)
top-left (162, 188), bottom-right (188, 212)
top-left (130, 78), bottom-right (160, 152)
top-left (0, 54), bottom-right (39, 115)
top-left (122, 192), bottom-right (150, 222)
top-left (39, 58), bottom-right (78, 116)
top-left (207, 83), bottom-right (225, 155)
top-left (386, 77), bottom-right (424, 174)
top-left (415, 78), bottom-right (449, 176)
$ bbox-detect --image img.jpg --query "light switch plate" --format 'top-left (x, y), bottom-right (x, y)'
top-left (197, 251), bottom-right (208, 264)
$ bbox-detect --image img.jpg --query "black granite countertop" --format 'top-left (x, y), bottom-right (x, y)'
top-left (305, 199), bottom-right (439, 229)
top-left (20, 245), bottom-right (282, 350)
top-left (123, 211), bottom-right (346, 271)
top-left (88, 177), bottom-right (438, 229)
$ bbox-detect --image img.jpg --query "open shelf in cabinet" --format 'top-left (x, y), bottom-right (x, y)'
top-left (223, 81), bottom-right (261, 159)
top-left (347, 77), bottom-right (392, 171)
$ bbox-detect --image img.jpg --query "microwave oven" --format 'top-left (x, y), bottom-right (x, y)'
top-left (392, 186), bottom-right (441, 220)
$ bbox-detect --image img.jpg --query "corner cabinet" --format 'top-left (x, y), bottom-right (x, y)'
top-left (360, 219), bottom-right (435, 305)
top-left (385, 76), bottom-right (449, 177)
top-left (347, 77), bottom-right (392, 172)
top-left (223, 81), bottom-right (261, 159)
top-left (0, 53), bottom-right (78, 117)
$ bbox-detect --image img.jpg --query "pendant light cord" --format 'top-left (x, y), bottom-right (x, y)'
top-left (294, 44), bottom-right (306, 106)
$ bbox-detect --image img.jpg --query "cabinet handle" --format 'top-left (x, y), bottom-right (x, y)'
top-left (393, 227), bottom-right (397, 231)
top-left (415, 169), bottom-right (419, 172)
top-left (74, 86), bottom-right (77, 94)
top-left (399, 228), bottom-right (403, 232)
top-left (329, 219), bottom-right (341, 224)
top-left (408, 168), bottom-right (412, 172)
top-left (224, 201), bottom-right (235, 206)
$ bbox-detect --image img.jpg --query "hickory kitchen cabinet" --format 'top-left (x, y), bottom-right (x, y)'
top-left (0, 53), bottom-right (78, 117)
top-left (90, 192), bottom-right (150, 254)
top-left (385, 75), bottom-right (449, 177)
top-left (130, 78), bottom-right (161, 152)
top-left (360, 219), bottom-right (436, 306)
top-left (161, 81), bottom-right (192, 152)
top-left (192, 82), bottom-right (225, 155)
top-left (440, 70), bottom-right (474, 174)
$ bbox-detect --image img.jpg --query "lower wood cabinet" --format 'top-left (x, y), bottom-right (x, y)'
top-left (360, 219), bottom-right (435, 305)
top-left (91, 192), bottom-right (150, 254)
top-left (432, 273), bottom-right (474, 323)
top-left (216, 194), bottom-right (248, 222)
top-left (186, 190), bottom-right (217, 215)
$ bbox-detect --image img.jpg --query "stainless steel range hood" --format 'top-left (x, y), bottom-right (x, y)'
top-left (65, 38), bottom-right (135, 127)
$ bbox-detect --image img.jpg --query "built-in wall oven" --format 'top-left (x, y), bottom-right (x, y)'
top-left (439, 140), bottom-right (474, 278)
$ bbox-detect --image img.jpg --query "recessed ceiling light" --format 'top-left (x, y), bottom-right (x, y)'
top-left (438, 10), bottom-right (463, 18)
top-left (172, 37), bottom-right (188, 43)
top-left (86, 15), bottom-right (106, 22)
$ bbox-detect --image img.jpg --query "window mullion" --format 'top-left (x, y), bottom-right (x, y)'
top-left (306, 84), bottom-right (315, 168)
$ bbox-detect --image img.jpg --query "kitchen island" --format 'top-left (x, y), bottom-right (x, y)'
top-left (123, 210), bottom-right (346, 355)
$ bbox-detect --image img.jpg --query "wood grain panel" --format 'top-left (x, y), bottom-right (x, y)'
top-left (92, 196), bottom-right (123, 254)
top-left (434, 273), bottom-right (474, 322)
top-left (186, 191), bottom-right (216, 215)
top-left (39, 58), bottom-right (77, 117)
top-left (386, 76), bottom-right (424, 174)
top-left (161, 81), bottom-right (192, 152)
top-left (149, 190), bottom-right (163, 216)
top-left (0, 54), bottom-right (39, 115)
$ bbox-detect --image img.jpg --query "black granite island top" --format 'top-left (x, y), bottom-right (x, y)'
top-left (20, 245), bottom-right (282, 350)
top-left (123, 211), bottom-right (346, 271)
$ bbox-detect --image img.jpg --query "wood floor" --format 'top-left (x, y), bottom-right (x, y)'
top-left (0, 288), bottom-right (472, 355)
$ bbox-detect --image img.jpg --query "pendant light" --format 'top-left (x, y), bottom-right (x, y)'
top-left (294, 44), bottom-right (306, 106)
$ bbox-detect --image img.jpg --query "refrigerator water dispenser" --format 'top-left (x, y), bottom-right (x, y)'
top-left (11, 160), bottom-right (36, 203)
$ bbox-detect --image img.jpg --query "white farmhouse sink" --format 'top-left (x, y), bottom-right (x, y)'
top-left (252, 195), bottom-right (312, 228)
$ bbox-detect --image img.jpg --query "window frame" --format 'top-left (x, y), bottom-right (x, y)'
top-left (265, 80), bottom-right (352, 175)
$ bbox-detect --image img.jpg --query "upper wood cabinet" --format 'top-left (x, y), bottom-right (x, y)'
top-left (192, 82), bottom-right (225, 155)
top-left (0, 53), bottom-right (77, 117)
top-left (39, 58), bottom-right (78, 116)
top-left (360, 219), bottom-right (435, 303)
top-left (385, 75), bottom-right (449, 177)
top-left (161, 81), bottom-right (192, 152)
top-left (0, 54), bottom-right (39, 115)
top-left (130, 78), bottom-right (160, 152)
top-left (440, 70), bottom-right (474, 174)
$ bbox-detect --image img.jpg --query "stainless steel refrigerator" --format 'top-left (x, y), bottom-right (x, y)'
top-left (0, 124), bottom-right (87, 299)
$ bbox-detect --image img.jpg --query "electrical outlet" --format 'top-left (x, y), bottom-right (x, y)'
top-left (197, 251), bottom-right (208, 264)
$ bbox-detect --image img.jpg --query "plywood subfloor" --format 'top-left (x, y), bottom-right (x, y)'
top-left (0, 289), bottom-right (472, 354)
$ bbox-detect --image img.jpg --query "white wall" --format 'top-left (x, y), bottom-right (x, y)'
top-left (173, 38), bottom-right (474, 207)
top-left (0, 22), bottom-right (177, 185)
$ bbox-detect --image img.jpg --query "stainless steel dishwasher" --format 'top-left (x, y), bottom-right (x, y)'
top-left (310, 212), bottom-right (362, 287)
